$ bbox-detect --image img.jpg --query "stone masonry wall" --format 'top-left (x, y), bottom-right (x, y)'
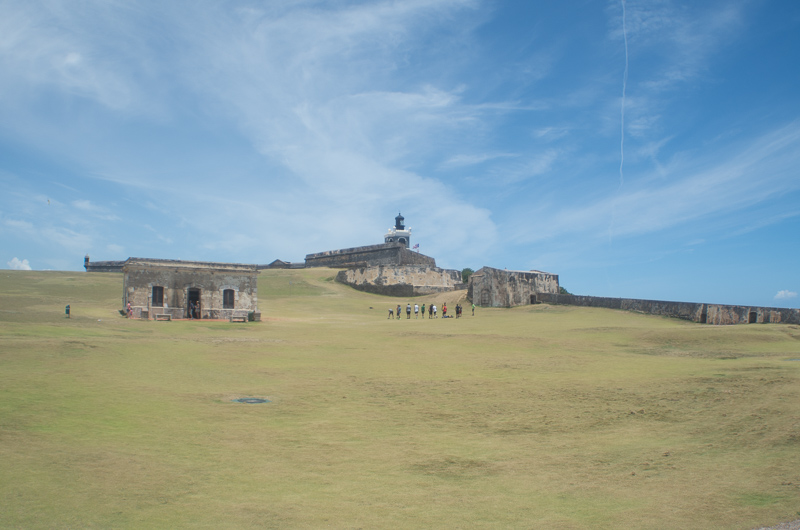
top-left (336, 265), bottom-right (465, 297)
top-left (305, 243), bottom-right (436, 268)
top-left (468, 267), bottom-right (559, 307)
top-left (536, 293), bottom-right (800, 325)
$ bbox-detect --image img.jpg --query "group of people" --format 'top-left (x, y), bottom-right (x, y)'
top-left (388, 302), bottom-right (475, 319)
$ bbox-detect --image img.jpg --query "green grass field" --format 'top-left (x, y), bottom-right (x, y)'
top-left (1, 268), bottom-right (799, 529)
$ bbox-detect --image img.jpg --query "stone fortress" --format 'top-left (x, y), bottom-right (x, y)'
top-left (84, 212), bottom-right (799, 325)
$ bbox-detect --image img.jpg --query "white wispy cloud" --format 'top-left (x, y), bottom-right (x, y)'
top-left (440, 152), bottom-right (519, 169)
top-left (7, 257), bottom-right (32, 270)
top-left (774, 290), bottom-right (797, 300)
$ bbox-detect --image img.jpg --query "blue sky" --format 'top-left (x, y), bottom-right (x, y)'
top-left (1, 0), bottom-right (798, 308)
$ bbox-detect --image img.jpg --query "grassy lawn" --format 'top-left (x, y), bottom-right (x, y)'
top-left (1, 268), bottom-right (799, 528)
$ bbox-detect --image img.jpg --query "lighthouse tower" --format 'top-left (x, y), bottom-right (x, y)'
top-left (384, 212), bottom-right (412, 248)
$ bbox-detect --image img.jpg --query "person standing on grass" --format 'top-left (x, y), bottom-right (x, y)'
top-left (442, 302), bottom-right (447, 318)
top-left (421, 303), bottom-right (425, 319)
top-left (127, 302), bottom-right (132, 319)
top-left (397, 304), bottom-right (401, 320)
top-left (414, 303), bottom-right (419, 318)
top-left (433, 304), bottom-right (437, 318)
top-left (472, 303), bottom-right (475, 316)
top-left (406, 303), bottom-right (411, 319)
top-left (428, 303), bottom-right (433, 318)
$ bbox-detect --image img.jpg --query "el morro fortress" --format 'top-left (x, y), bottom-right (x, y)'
top-left (84, 212), bottom-right (800, 325)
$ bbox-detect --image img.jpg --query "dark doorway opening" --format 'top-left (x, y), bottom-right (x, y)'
top-left (700, 305), bottom-right (707, 324)
top-left (748, 311), bottom-right (757, 324)
top-left (188, 288), bottom-right (201, 319)
top-left (152, 286), bottom-right (164, 307)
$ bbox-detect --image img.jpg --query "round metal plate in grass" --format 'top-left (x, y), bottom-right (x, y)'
top-left (233, 398), bottom-right (271, 404)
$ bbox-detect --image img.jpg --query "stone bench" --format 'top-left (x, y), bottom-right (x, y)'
top-left (155, 314), bottom-right (171, 321)
top-left (229, 316), bottom-right (248, 323)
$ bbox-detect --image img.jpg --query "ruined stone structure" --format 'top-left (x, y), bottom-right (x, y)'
top-left (84, 255), bottom-right (124, 272)
top-left (468, 266), bottom-right (560, 308)
top-left (336, 265), bottom-right (465, 297)
top-left (305, 242), bottom-right (435, 269)
top-left (122, 258), bottom-right (260, 321)
top-left (384, 212), bottom-right (412, 248)
top-left (537, 293), bottom-right (800, 325)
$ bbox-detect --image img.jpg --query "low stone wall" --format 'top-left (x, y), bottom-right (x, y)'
top-left (336, 265), bottom-right (465, 297)
top-left (536, 293), bottom-right (800, 325)
top-left (305, 243), bottom-right (436, 268)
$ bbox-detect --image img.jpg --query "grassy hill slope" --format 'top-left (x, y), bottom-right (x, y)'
top-left (1, 269), bottom-right (799, 529)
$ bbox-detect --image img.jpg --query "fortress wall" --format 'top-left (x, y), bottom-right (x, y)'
top-left (336, 265), bottom-right (465, 297)
top-left (537, 293), bottom-right (800, 325)
top-left (305, 243), bottom-right (436, 268)
top-left (85, 260), bottom-right (125, 272)
top-left (469, 267), bottom-right (559, 307)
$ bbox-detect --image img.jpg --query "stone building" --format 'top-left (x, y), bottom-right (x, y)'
top-left (122, 258), bottom-right (260, 320)
top-left (306, 213), bottom-right (434, 268)
top-left (469, 266), bottom-right (560, 307)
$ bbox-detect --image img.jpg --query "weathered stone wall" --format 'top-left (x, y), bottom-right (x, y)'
top-left (122, 258), bottom-right (260, 320)
top-left (704, 304), bottom-right (800, 325)
top-left (537, 293), bottom-right (800, 325)
top-left (468, 267), bottom-right (559, 307)
top-left (305, 243), bottom-right (436, 268)
top-left (336, 265), bottom-right (465, 297)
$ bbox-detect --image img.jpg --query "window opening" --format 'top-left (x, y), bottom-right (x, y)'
top-left (223, 289), bottom-right (235, 309)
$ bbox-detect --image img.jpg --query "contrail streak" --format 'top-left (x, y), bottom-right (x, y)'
top-left (619, 0), bottom-right (628, 189)
top-left (608, 0), bottom-right (629, 248)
